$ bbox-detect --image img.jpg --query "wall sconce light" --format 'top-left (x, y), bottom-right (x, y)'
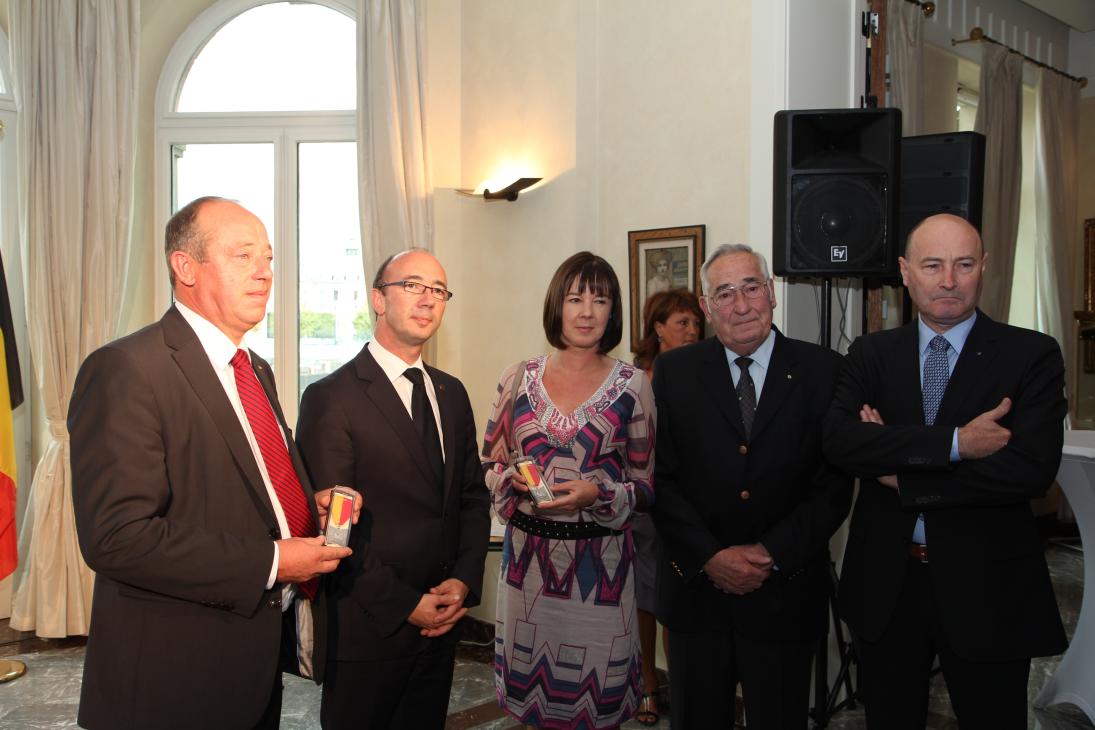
top-left (457, 177), bottom-right (542, 202)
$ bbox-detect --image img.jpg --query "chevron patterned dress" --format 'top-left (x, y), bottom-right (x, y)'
top-left (482, 357), bottom-right (655, 729)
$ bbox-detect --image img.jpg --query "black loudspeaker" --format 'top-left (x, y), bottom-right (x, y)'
top-left (773, 108), bottom-right (902, 277)
top-left (898, 131), bottom-right (985, 253)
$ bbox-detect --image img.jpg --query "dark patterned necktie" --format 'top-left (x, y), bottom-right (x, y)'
top-left (404, 368), bottom-right (444, 484)
top-left (231, 349), bottom-right (317, 600)
top-left (736, 356), bottom-right (756, 439)
top-left (916, 335), bottom-right (951, 546)
top-left (922, 335), bottom-right (950, 426)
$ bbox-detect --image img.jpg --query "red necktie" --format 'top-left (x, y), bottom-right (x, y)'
top-left (231, 349), bottom-right (317, 600)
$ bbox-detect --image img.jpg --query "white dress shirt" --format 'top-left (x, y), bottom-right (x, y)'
top-left (367, 339), bottom-right (445, 461)
top-left (175, 301), bottom-right (294, 605)
top-left (725, 328), bottom-right (778, 399)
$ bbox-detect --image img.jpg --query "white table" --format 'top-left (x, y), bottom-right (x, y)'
top-left (1034, 430), bottom-right (1095, 724)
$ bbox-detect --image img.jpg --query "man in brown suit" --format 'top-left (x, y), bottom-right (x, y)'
top-left (69, 196), bottom-right (356, 729)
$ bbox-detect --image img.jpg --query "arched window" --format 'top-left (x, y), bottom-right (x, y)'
top-left (156, 0), bottom-right (366, 424)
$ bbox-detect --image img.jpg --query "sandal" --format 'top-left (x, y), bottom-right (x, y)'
top-left (636, 692), bottom-right (659, 726)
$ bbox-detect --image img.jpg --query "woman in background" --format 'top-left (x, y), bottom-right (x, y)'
top-left (482, 252), bottom-right (655, 729)
top-left (630, 288), bottom-right (702, 725)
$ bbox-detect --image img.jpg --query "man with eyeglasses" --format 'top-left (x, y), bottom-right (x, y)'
top-left (652, 243), bottom-right (853, 729)
top-left (296, 248), bottom-right (491, 729)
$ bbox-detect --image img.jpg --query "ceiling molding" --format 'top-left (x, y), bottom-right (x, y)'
top-left (1019, 0), bottom-right (1095, 32)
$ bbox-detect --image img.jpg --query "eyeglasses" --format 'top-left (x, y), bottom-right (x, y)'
top-left (377, 280), bottom-right (454, 302)
top-left (705, 281), bottom-right (767, 310)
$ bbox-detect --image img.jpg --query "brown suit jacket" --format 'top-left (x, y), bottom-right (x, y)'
top-left (69, 306), bottom-right (325, 729)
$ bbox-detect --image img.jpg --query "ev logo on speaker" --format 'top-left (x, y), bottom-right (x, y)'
top-left (830, 246), bottom-right (848, 263)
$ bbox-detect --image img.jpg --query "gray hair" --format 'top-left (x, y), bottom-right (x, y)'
top-left (700, 243), bottom-right (771, 294)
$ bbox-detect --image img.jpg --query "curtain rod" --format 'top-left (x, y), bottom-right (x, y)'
top-left (952, 26), bottom-right (1087, 88)
top-left (904, 0), bottom-right (936, 18)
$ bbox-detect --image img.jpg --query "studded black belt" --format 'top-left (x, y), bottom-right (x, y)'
top-left (508, 509), bottom-right (624, 540)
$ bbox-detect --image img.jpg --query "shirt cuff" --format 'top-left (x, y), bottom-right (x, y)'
top-left (950, 428), bottom-right (961, 462)
top-left (267, 542), bottom-right (279, 590)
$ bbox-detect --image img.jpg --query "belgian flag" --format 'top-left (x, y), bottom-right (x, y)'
top-left (0, 251), bottom-right (22, 582)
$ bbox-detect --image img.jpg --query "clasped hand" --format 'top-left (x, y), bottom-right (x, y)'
top-left (703, 544), bottom-right (773, 595)
top-left (409, 578), bottom-right (470, 637)
top-left (509, 467), bottom-right (598, 513)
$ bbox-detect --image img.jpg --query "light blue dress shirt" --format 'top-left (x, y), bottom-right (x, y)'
top-left (913, 312), bottom-right (976, 543)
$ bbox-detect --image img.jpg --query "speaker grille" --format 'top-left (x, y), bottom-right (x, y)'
top-left (790, 174), bottom-right (888, 272)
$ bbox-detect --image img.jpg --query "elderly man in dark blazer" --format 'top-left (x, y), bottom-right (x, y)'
top-left (652, 243), bottom-right (853, 729)
top-left (69, 197), bottom-right (354, 729)
top-left (297, 248), bottom-right (491, 730)
top-left (824, 213), bottom-right (1067, 729)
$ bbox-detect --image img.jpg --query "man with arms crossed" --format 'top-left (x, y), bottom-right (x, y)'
top-left (70, 197), bottom-right (356, 729)
top-left (825, 213), bottom-right (1067, 728)
top-left (297, 249), bottom-right (491, 729)
top-left (653, 244), bottom-right (853, 728)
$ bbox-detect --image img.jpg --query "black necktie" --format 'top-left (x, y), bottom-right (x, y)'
top-left (404, 368), bottom-right (444, 483)
top-left (736, 356), bottom-right (756, 439)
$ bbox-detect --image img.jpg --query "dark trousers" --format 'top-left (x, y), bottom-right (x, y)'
top-left (253, 607), bottom-right (297, 730)
top-left (321, 640), bottom-right (457, 730)
top-left (668, 626), bottom-right (813, 729)
top-left (855, 558), bottom-right (1031, 730)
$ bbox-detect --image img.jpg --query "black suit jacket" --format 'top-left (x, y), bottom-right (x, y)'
top-left (69, 306), bottom-right (325, 730)
top-left (652, 332), bottom-right (853, 642)
top-left (296, 344), bottom-right (491, 662)
top-left (824, 311), bottom-right (1068, 661)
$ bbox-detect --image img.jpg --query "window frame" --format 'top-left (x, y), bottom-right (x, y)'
top-left (154, 0), bottom-right (357, 424)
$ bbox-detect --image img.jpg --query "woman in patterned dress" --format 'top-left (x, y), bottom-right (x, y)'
top-left (482, 252), bottom-right (656, 729)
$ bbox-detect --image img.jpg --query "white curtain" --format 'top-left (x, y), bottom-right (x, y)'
top-left (973, 44), bottom-right (1024, 321)
top-left (1034, 68), bottom-right (1080, 417)
top-left (9, 0), bottom-right (139, 637)
top-left (357, 0), bottom-right (434, 285)
top-left (887, 0), bottom-right (923, 137)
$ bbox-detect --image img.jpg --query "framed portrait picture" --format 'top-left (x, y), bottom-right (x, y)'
top-left (627, 224), bottom-right (705, 344)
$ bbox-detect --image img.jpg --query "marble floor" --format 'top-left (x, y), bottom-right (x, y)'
top-left (0, 544), bottom-right (1089, 729)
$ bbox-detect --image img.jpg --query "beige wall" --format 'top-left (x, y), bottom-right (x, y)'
top-left (922, 44), bottom-right (959, 135)
top-left (445, 1), bottom-right (751, 434)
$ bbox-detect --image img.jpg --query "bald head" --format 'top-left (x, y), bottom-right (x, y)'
top-left (905, 213), bottom-right (983, 260)
top-left (899, 213), bottom-right (987, 333)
